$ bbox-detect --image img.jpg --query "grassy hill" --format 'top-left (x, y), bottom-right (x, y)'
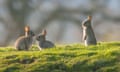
top-left (0, 42), bottom-right (120, 72)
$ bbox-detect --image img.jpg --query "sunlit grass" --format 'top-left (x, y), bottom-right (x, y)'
top-left (0, 42), bottom-right (120, 72)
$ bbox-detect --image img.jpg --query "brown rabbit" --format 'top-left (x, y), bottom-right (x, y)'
top-left (14, 26), bottom-right (35, 51)
top-left (82, 15), bottom-right (97, 46)
top-left (36, 30), bottom-right (55, 50)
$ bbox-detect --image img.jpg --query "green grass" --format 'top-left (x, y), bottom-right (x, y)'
top-left (0, 42), bottom-right (120, 72)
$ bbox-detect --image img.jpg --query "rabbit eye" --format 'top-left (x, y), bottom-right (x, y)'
top-left (38, 36), bottom-right (41, 39)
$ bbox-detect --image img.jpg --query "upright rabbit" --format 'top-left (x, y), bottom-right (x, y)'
top-left (36, 30), bottom-right (55, 50)
top-left (82, 16), bottom-right (97, 46)
top-left (15, 26), bottom-right (35, 50)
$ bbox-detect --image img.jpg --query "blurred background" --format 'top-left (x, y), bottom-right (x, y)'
top-left (0, 0), bottom-right (120, 46)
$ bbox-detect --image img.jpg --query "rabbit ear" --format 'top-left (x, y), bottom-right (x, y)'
top-left (25, 26), bottom-right (30, 32)
top-left (42, 29), bottom-right (47, 36)
top-left (88, 15), bottom-right (92, 20)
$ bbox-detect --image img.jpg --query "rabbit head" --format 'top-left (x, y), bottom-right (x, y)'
top-left (82, 16), bottom-right (92, 28)
top-left (25, 26), bottom-right (35, 37)
top-left (83, 22), bottom-right (90, 27)
top-left (36, 29), bottom-right (46, 42)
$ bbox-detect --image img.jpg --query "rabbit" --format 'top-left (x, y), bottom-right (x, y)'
top-left (14, 26), bottom-right (35, 51)
top-left (82, 15), bottom-right (97, 46)
top-left (36, 29), bottom-right (55, 50)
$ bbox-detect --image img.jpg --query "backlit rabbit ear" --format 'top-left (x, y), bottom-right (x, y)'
top-left (42, 29), bottom-right (47, 36)
top-left (88, 15), bottom-right (92, 20)
top-left (25, 26), bottom-right (30, 32)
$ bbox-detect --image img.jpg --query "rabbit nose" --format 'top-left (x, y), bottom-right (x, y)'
top-left (34, 35), bottom-right (37, 38)
top-left (34, 36), bottom-right (39, 40)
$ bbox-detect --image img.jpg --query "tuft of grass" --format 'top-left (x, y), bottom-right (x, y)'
top-left (0, 42), bottom-right (120, 72)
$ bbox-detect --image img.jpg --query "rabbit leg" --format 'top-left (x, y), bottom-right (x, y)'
top-left (38, 46), bottom-right (42, 51)
top-left (85, 40), bottom-right (88, 46)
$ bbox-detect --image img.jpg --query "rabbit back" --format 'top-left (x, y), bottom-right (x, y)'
top-left (15, 36), bottom-right (33, 50)
top-left (39, 40), bottom-right (55, 48)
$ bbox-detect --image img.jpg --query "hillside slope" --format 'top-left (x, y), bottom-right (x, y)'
top-left (0, 42), bottom-right (120, 72)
